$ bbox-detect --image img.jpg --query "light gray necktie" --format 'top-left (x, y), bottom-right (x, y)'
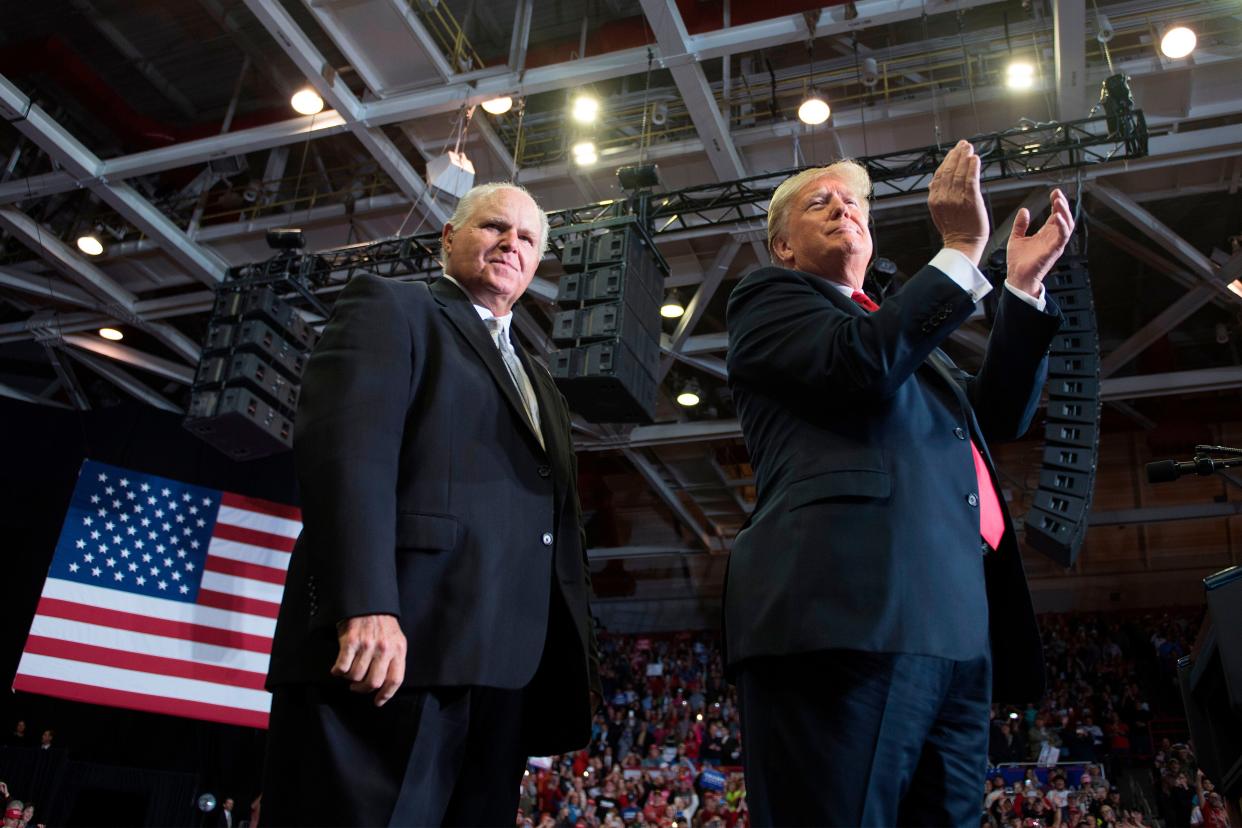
top-left (485, 317), bottom-right (544, 448)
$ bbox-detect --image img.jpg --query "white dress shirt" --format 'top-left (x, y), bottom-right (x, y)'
top-left (827, 248), bottom-right (1045, 310)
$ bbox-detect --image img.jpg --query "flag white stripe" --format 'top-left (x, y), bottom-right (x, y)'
top-left (200, 571), bottom-right (284, 604)
top-left (41, 578), bottom-right (276, 637)
top-left (217, 505), bottom-right (301, 539)
top-left (15, 652), bottom-right (272, 713)
top-left (206, 537), bottom-right (291, 571)
top-left (28, 616), bottom-right (271, 674)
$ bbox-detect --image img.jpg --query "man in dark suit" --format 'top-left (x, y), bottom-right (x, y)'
top-left (724, 140), bottom-right (1074, 826)
top-left (262, 183), bottom-right (601, 827)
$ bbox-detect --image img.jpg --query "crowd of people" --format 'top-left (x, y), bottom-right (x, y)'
top-left (0, 781), bottom-right (40, 828)
top-left (517, 609), bottom-right (1226, 828)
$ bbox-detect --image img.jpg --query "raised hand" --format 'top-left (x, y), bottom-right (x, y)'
top-left (929, 139), bottom-right (989, 265)
top-left (1007, 188), bottom-right (1075, 297)
top-left (332, 613), bottom-right (407, 706)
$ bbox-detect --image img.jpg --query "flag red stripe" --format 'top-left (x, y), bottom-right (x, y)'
top-left (35, 597), bottom-right (272, 654)
top-left (204, 554), bottom-right (288, 586)
top-left (197, 589), bottom-right (280, 619)
top-left (211, 522), bottom-right (296, 553)
top-left (22, 635), bottom-right (268, 691)
top-left (12, 674), bottom-right (269, 729)
top-left (221, 491), bottom-right (302, 522)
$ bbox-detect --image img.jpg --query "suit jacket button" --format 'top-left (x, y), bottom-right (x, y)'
top-left (954, 427), bottom-right (966, 440)
top-left (542, 532), bottom-right (553, 546)
top-left (538, 465), bottom-right (552, 478)
top-left (967, 493), bottom-right (979, 507)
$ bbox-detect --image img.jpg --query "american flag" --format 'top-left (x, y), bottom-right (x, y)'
top-left (12, 459), bottom-right (300, 729)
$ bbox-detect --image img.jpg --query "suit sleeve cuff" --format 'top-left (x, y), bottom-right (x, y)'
top-left (930, 248), bottom-right (992, 303)
top-left (1004, 280), bottom-right (1047, 312)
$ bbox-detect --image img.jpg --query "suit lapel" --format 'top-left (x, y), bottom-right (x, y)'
top-left (430, 278), bottom-right (545, 451)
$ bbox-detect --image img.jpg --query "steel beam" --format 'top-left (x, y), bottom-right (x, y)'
top-left (1053, 0), bottom-right (1088, 121)
top-left (1100, 366), bottom-right (1242, 401)
top-left (1088, 501), bottom-right (1242, 526)
top-left (0, 267), bottom-right (99, 309)
top-left (243, 0), bottom-right (449, 225)
top-left (0, 381), bottom-right (74, 410)
top-left (621, 447), bottom-right (715, 551)
top-left (659, 240), bottom-right (741, 380)
top-left (61, 334), bottom-right (196, 384)
top-left (62, 348), bottom-right (183, 413)
top-left (0, 207), bottom-right (137, 309)
top-left (42, 343), bottom-right (91, 410)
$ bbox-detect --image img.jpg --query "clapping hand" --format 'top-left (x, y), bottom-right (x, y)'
top-left (1007, 188), bottom-right (1075, 297)
top-left (929, 139), bottom-right (989, 265)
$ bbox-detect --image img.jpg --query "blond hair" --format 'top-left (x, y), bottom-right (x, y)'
top-left (766, 160), bottom-right (872, 261)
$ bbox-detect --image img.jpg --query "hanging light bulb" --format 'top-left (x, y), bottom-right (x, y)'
top-left (99, 327), bottom-right (124, 341)
top-left (571, 95), bottom-right (600, 124)
top-left (676, 380), bottom-right (702, 407)
top-left (76, 234), bottom-right (104, 256)
top-left (290, 88), bottom-right (324, 115)
top-left (571, 141), bottom-right (597, 166)
top-left (797, 91), bottom-right (831, 125)
top-left (1160, 26), bottom-right (1197, 59)
top-left (660, 290), bottom-right (686, 319)
top-left (481, 96), bottom-right (513, 115)
top-left (1006, 61), bottom-right (1036, 90)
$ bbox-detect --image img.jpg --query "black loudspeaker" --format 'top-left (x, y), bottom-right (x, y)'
top-left (185, 283), bottom-right (318, 459)
top-left (1022, 255), bottom-right (1102, 566)
top-left (1179, 567), bottom-right (1242, 803)
top-left (550, 219), bottom-right (665, 423)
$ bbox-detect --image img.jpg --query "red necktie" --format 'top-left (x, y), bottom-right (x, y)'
top-left (848, 289), bottom-right (1005, 549)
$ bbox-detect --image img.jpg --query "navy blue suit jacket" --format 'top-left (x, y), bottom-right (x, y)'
top-left (724, 263), bottom-right (1061, 702)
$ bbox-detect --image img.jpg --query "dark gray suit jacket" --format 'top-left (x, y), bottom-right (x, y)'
top-left (725, 263), bottom-right (1061, 702)
top-left (267, 274), bottom-right (600, 754)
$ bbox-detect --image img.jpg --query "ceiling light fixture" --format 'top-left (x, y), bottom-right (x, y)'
top-left (1005, 60), bottom-right (1036, 90)
top-left (660, 290), bottom-right (686, 319)
top-left (76, 234), bottom-right (104, 256)
top-left (571, 95), bottom-right (600, 124)
top-left (571, 140), bottom-right (597, 166)
top-left (797, 92), bottom-right (831, 125)
top-left (1160, 26), bottom-right (1197, 59)
top-left (481, 96), bottom-right (513, 115)
top-left (676, 381), bottom-right (702, 408)
top-left (290, 88), bottom-right (324, 115)
top-left (99, 327), bottom-right (124, 341)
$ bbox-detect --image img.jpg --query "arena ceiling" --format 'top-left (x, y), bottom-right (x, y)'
top-left (1, 0), bottom-right (1241, 630)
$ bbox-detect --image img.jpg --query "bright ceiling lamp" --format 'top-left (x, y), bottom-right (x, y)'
top-left (797, 92), bottom-right (831, 125)
top-left (1160, 26), bottom-right (1197, 59)
top-left (660, 290), bottom-right (686, 319)
top-left (99, 327), bottom-right (124, 341)
top-left (76, 234), bottom-right (103, 256)
top-left (571, 95), bottom-right (599, 124)
top-left (571, 140), bottom-right (597, 166)
top-left (1005, 60), bottom-right (1036, 90)
top-left (481, 96), bottom-right (513, 115)
top-left (675, 380), bottom-right (702, 407)
top-left (290, 88), bottom-right (324, 115)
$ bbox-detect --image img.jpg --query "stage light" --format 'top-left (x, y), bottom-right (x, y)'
top-left (1228, 279), bottom-right (1242, 299)
top-left (291, 88), bottom-right (324, 115)
top-left (99, 327), bottom-right (123, 341)
top-left (571, 95), bottom-right (599, 124)
top-left (797, 92), bottom-right (831, 125)
top-left (676, 380), bottom-right (701, 408)
top-left (76, 234), bottom-right (103, 256)
top-left (1160, 26), bottom-right (1197, 59)
top-left (481, 96), bottom-right (513, 115)
top-left (660, 291), bottom-right (685, 319)
top-left (571, 140), bottom-right (597, 166)
top-left (1006, 61), bottom-right (1036, 90)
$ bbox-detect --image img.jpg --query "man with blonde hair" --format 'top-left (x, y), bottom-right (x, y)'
top-left (263, 181), bottom-right (600, 826)
top-left (724, 142), bottom-right (1074, 825)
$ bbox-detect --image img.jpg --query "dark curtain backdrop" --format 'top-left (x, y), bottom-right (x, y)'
top-left (0, 396), bottom-right (300, 825)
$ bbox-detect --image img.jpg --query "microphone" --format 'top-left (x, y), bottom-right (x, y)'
top-left (1146, 456), bottom-right (1224, 483)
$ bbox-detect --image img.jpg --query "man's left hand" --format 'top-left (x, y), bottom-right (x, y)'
top-left (1006, 188), bottom-right (1075, 296)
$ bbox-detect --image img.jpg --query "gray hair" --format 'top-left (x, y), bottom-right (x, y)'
top-left (766, 160), bottom-right (872, 261)
top-left (443, 182), bottom-right (550, 260)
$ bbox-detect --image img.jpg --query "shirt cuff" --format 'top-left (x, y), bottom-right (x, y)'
top-left (1003, 280), bottom-right (1047, 312)
top-left (929, 248), bottom-right (992, 303)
